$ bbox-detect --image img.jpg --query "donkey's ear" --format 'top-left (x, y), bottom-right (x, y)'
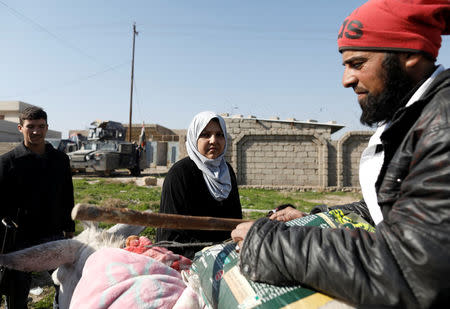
top-left (106, 209), bottom-right (151, 237)
top-left (0, 239), bottom-right (83, 272)
top-left (106, 223), bottom-right (146, 238)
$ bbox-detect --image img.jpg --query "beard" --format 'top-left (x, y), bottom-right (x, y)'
top-left (359, 53), bottom-right (416, 127)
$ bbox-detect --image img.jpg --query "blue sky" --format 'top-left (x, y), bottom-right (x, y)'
top-left (1, 0), bottom-right (449, 138)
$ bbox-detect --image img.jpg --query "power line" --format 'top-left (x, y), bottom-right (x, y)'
top-left (0, 1), bottom-right (137, 101)
top-left (138, 21), bottom-right (332, 35)
top-left (0, 1), bottom-right (115, 67)
top-left (4, 61), bottom-right (129, 98)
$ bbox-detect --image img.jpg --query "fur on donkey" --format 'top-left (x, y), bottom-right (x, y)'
top-left (0, 222), bottom-right (145, 309)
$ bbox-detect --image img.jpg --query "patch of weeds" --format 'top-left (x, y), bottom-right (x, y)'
top-left (73, 179), bottom-right (161, 211)
top-left (239, 188), bottom-right (318, 212)
top-left (140, 227), bottom-right (157, 242)
top-left (243, 211), bottom-right (268, 221)
top-left (238, 188), bottom-right (360, 214)
top-left (30, 291), bottom-right (54, 309)
top-left (102, 198), bottom-right (128, 208)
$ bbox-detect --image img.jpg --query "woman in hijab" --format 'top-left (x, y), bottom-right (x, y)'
top-left (156, 111), bottom-right (242, 259)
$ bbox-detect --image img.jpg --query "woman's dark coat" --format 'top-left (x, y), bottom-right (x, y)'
top-left (156, 157), bottom-right (242, 259)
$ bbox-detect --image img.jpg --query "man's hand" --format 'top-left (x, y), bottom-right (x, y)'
top-left (269, 207), bottom-right (307, 222)
top-left (231, 221), bottom-right (255, 249)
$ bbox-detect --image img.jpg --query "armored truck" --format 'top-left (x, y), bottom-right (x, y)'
top-left (67, 120), bottom-right (148, 176)
top-left (46, 138), bottom-right (79, 153)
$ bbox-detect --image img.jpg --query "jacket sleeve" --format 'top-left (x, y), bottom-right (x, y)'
top-left (0, 156), bottom-right (8, 218)
top-left (227, 163), bottom-right (243, 219)
top-left (0, 154), bottom-right (14, 218)
top-left (239, 218), bottom-right (415, 307)
top-left (156, 161), bottom-right (197, 243)
top-left (62, 154), bottom-right (75, 233)
top-left (239, 98), bottom-right (450, 308)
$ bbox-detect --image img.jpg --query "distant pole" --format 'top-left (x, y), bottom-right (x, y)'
top-left (128, 23), bottom-right (138, 142)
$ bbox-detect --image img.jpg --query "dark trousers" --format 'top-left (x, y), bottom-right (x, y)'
top-left (1, 269), bottom-right (31, 309)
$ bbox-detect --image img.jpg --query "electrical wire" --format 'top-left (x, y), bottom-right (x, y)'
top-left (5, 61), bottom-right (129, 98)
top-left (0, 1), bottom-right (108, 65)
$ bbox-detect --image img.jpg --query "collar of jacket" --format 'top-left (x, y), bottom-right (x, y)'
top-left (13, 142), bottom-right (56, 159)
top-left (381, 69), bottom-right (450, 145)
top-left (374, 69), bottom-right (450, 191)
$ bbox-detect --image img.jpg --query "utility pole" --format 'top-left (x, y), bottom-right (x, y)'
top-left (128, 23), bottom-right (138, 142)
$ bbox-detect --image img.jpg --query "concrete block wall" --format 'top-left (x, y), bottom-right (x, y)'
top-left (235, 134), bottom-right (323, 186)
top-left (222, 117), bottom-right (372, 189)
top-left (337, 131), bottom-right (373, 187)
top-left (327, 141), bottom-right (338, 187)
top-left (223, 117), bottom-right (334, 188)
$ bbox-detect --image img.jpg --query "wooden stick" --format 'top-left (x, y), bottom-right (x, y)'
top-left (72, 203), bottom-right (248, 231)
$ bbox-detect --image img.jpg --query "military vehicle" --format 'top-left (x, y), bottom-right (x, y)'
top-left (46, 138), bottom-right (79, 153)
top-left (67, 120), bottom-right (148, 176)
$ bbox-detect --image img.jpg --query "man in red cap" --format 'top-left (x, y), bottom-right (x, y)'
top-left (232, 0), bottom-right (450, 307)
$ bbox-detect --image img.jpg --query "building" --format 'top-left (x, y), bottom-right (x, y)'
top-left (123, 123), bottom-right (180, 167)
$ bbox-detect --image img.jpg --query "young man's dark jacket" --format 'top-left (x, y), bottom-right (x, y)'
top-left (239, 69), bottom-right (450, 308)
top-left (0, 142), bottom-right (75, 251)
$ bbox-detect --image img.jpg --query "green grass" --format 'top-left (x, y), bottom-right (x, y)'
top-left (73, 178), bottom-right (161, 235)
top-left (73, 179), bottom-right (161, 211)
top-left (239, 188), bottom-right (361, 213)
top-left (31, 293), bottom-right (54, 309)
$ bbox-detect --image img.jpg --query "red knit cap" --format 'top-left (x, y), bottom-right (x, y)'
top-left (337, 0), bottom-right (450, 59)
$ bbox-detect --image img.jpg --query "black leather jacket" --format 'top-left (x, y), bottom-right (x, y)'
top-left (239, 69), bottom-right (450, 308)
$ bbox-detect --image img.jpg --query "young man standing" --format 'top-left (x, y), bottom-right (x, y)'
top-left (232, 0), bottom-right (450, 307)
top-left (0, 106), bottom-right (75, 308)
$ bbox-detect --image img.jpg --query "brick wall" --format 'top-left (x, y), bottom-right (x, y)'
top-left (223, 117), bottom-right (372, 189)
top-left (337, 131), bottom-right (372, 187)
top-left (123, 124), bottom-right (180, 143)
top-left (327, 141), bottom-right (338, 186)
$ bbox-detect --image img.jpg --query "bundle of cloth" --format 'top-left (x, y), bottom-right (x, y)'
top-left (123, 235), bottom-right (192, 272)
top-left (70, 236), bottom-right (203, 309)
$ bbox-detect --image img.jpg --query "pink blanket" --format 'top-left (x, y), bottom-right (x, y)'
top-left (70, 247), bottom-right (202, 308)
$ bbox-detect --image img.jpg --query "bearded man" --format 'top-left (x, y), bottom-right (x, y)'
top-left (231, 0), bottom-right (450, 308)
